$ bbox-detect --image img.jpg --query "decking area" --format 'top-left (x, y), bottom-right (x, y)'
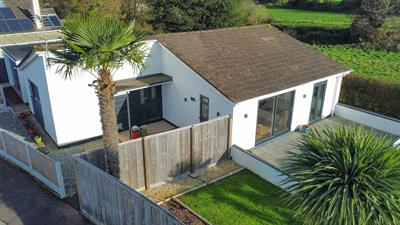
top-left (250, 116), bottom-right (395, 170)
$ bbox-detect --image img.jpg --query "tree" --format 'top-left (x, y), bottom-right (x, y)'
top-left (351, 0), bottom-right (391, 42)
top-left (146, 0), bottom-right (266, 32)
top-left (52, 14), bottom-right (146, 177)
top-left (283, 126), bottom-right (400, 225)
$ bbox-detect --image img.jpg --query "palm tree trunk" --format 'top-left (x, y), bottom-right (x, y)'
top-left (95, 68), bottom-right (120, 178)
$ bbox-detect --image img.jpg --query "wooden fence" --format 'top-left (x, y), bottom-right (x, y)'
top-left (79, 115), bottom-right (232, 190)
top-left (74, 154), bottom-right (184, 225)
top-left (0, 129), bottom-right (66, 198)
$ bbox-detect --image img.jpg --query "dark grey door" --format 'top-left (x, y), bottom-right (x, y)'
top-left (309, 81), bottom-right (327, 123)
top-left (115, 94), bottom-right (129, 131)
top-left (29, 81), bottom-right (44, 128)
top-left (0, 59), bottom-right (8, 83)
top-left (200, 95), bottom-right (209, 122)
top-left (115, 86), bottom-right (163, 131)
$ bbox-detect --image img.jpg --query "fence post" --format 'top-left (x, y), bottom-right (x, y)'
top-left (24, 144), bottom-right (33, 175)
top-left (190, 126), bottom-right (196, 173)
top-left (0, 130), bottom-right (8, 159)
top-left (227, 115), bottom-right (233, 160)
top-left (55, 161), bottom-right (66, 198)
top-left (142, 137), bottom-right (150, 190)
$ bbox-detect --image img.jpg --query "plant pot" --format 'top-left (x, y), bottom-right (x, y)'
top-left (300, 125), bottom-right (310, 133)
top-left (28, 128), bottom-right (37, 137)
top-left (34, 136), bottom-right (42, 145)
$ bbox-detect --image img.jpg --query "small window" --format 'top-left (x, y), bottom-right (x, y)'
top-left (30, 81), bottom-right (40, 101)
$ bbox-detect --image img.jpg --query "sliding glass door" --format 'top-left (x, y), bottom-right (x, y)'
top-left (309, 81), bottom-right (327, 123)
top-left (256, 91), bottom-right (295, 144)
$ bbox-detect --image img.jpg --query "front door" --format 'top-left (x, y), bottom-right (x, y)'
top-left (29, 81), bottom-right (45, 128)
top-left (256, 91), bottom-right (294, 144)
top-left (200, 95), bottom-right (209, 122)
top-left (309, 81), bottom-right (327, 123)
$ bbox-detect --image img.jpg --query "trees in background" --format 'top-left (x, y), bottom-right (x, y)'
top-left (351, 0), bottom-right (391, 42)
top-left (146, 0), bottom-right (266, 32)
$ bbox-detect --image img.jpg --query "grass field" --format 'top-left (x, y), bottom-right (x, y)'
top-left (314, 45), bottom-right (400, 82)
top-left (266, 7), bottom-right (400, 30)
top-left (178, 170), bottom-right (301, 225)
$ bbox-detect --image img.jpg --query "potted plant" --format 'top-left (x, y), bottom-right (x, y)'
top-left (28, 127), bottom-right (37, 137)
top-left (300, 124), bottom-right (310, 133)
top-left (34, 136), bottom-right (43, 145)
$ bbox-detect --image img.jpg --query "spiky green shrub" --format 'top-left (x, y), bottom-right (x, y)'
top-left (283, 126), bottom-right (400, 225)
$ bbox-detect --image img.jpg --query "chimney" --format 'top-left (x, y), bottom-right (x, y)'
top-left (31, 0), bottom-right (43, 30)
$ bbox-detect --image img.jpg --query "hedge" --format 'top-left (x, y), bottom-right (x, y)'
top-left (340, 75), bottom-right (400, 120)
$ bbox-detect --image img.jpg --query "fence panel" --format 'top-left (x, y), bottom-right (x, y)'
top-left (192, 116), bottom-right (230, 171)
top-left (118, 139), bottom-right (146, 190)
top-left (2, 131), bottom-right (31, 170)
top-left (0, 129), bottom-right (66, 198)
top-left (74, 155), bottom-right (184, 225)
top-left (144, 127), bottom-right (191, 187)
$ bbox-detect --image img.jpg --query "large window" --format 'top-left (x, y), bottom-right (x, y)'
top-left (256, 91), bottom-right (295, 144)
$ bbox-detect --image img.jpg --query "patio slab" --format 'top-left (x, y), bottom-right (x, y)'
top-left (250, 116), bottom-right (395, 170)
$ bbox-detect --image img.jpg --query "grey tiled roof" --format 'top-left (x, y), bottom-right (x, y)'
top-left (153, 25), bottom-right (351, 102)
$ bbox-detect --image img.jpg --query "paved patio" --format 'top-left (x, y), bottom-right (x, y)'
top-left (250, 116), bottom-right (395, 170)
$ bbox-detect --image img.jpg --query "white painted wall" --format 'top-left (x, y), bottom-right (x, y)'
top-left (335, 104), bottom-right (400, 136)
top-left (232, 73), bottom-right (347, 149)
top-left (231, 145), bottom-right (291, 189)
top-left (159, 44), bottom-right (234, 127)
top-left (20, 55), bottom-right (58, 143)
top-left (19, 40), bottom-right (162, 146)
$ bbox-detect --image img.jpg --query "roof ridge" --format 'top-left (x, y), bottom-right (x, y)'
top-left (154, 24), bottom-right (274, 37)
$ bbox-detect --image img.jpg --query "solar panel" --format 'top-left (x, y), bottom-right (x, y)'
top-left (49, 15), bottom-right (61, 27)
top-left (42, 15), bottom-right (53, 27)
top-left (0, 20), bottom-right (10, 32)
top-left (19, 18), bottom-right (34, 30)
top-left (0, 7), bottom-right (16, 19)
top-left (5, 19), bottom-right (23, 32)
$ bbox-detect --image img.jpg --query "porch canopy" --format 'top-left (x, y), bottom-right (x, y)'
top-left (115, 73), bottom-right (172, 93)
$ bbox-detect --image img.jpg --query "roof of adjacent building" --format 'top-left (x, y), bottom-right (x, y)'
top-left (2, 45), bottom-right (33, 62)
top-left (153, 25), bottom-right (351, 102)
top-left (0, 30), bottom-right (62, 47)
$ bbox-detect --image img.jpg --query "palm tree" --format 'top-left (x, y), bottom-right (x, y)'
top-left (283, 126), bottom-right (400, 225)
top-left (52, 14), bottom-right (146, 177)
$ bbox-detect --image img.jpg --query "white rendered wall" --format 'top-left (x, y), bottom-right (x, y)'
top-left (21, 41), bottom-right (162, 146)
top-left (232, 74), bottom-right (346, 149)
top-left (159, 44), bottom-right (234, 127)
top-left (335, 104), bottom-right (400, 136)
top-left (20, 55), bottom-right (58, 143)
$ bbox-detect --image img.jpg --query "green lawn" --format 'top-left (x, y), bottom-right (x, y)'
top-left (313, 45), bottom-right (400, 82)
top-left (178, 170), bottom-right (301, 225)
top-left (266, 7), bottom-right (400, 30)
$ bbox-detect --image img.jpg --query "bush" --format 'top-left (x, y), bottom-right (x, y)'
top-left (283, 126), bottom-right (400, 225)
top-left (146, 0), bottom-right (267, 32)
top-left (340, 75), bottom-right (400, 120)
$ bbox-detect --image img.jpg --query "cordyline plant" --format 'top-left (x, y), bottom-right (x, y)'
top-left (52, 14), bottom-right (146, 178)
top-left (282, 126), bottom-right (400, 225)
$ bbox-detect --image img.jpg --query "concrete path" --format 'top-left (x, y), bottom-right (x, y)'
top-left (0, 158), bottom-right (91, 225)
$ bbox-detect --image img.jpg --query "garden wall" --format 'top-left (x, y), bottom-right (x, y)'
top-left (340, 75), bottom-right (400, 120)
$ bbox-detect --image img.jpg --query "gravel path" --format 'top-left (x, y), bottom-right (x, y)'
top-left (0, 110), bottom-right (31, 142)
top-left (142, 160), bottom-right (242, 203)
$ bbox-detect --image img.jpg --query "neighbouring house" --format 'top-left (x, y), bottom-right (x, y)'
top-left (0, 0), bottom-right (61, 83)
top-left (2, 25), bottom-right (352, 148)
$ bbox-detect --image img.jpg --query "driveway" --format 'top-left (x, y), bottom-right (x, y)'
top-left (0, 158), bottom-right (91, 225)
